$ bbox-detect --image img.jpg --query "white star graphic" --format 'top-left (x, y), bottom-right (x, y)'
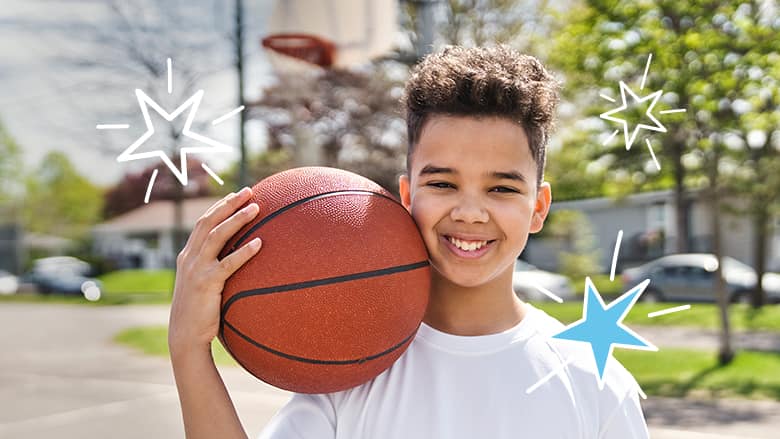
top-left (116, 89), bottom-right (232, 185)
top-left (600, 81), bottom-right (667, 151)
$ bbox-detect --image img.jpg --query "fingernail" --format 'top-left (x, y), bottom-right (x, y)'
top-left (250, 238), bottom-right (262, 250)
top-left (240, 187), bottom-right (251, 196)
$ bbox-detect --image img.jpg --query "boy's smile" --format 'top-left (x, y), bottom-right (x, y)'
top-left (399, 115), bottom-right (551, 289)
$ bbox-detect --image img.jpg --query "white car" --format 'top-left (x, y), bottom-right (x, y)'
top-left (0, 270), bottom-right (19, 295)
top-left (513, 260), bottom-right (575, 302)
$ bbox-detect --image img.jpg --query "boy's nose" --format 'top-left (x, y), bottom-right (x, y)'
top-left (450, 198), bottom-right (489, 223)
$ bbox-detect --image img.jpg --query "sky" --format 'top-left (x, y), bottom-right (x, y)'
top-left (0, 0), bottom-right (278, 187)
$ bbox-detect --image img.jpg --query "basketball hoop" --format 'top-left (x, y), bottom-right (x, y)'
top-left (262, 34), bottom-right (337, 68)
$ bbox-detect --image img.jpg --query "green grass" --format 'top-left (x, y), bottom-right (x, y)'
top-left (616, 348), bottom-right (780, 400)
top-left (115, 325), bottom-right (237, 366)
top-left (533, 302), bottom-right (780, 332)
top-left (97, 269), bottom-right (174, 304)
top-left (115, 325), bottom-right (780, 400)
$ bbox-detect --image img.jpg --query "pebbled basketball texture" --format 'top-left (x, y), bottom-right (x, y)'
top-left (218, 167), bottom-right (430, 394)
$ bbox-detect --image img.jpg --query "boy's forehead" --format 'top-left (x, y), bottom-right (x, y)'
top-left (410, 115), bottom-right (535, 175)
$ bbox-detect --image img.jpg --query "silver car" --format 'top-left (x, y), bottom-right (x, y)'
top-left (621, 253), bottom-right (780, 303)
top-left (513, 260), bottom-right (575, 302)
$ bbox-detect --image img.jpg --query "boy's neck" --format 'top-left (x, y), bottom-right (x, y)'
top-left (422, 268), bottom-right (528, 336)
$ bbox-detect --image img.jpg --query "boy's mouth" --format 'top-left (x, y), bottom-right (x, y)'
top-left (442, 235), bottom-right (497, 258)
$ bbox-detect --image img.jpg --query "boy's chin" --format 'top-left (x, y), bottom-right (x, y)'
top-left (431, 266), bottom-right (497, 289)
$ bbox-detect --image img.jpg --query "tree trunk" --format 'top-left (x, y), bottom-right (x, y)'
top-left (672, 138), bottom-right (690, 253)
top-left (752, 205), bottom-right (768, 308)
top-left (710, 147), bottom-right (733, 365)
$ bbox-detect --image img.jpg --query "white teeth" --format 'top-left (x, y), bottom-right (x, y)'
top-left (447, 236), bottom-right (488, 251)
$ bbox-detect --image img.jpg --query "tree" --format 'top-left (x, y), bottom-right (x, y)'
top-left (103, 156), bottom-right (216, 219)
top-left (22, 152), bottom-right (104, 240)
top-left (551, 0), bottom-right (779, 361)
top-left (73, 0), bottom-right (240, 256)
top-left (0, 120), bottom-right (24, 217)
top-left (249, 66), bottom-right (407, 193)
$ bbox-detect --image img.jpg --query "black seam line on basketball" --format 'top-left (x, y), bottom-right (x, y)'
top-left (221, 260), bottom-right (430, 317)
top-left (228, 189), bottom-right (402, 253)
top-left (222, 319), bottom-right (417, 365)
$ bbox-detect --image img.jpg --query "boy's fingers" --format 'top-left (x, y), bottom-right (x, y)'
top-left (217, 238), bottom-right (262, 278)
top-left (186, 188), bottom-right (253, 253)
top-left (203, 202), bottom-right (260, 260)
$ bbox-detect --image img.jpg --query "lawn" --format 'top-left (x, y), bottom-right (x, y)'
top-left (533, 302), bottom-right (780, 332)
top-left (116, 325), bottom-right (780, 400)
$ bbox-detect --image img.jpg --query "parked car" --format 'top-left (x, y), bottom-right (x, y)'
top-left (513, 260), bottom-right (575, 302)
top-left (23, 256), bottom-right (102, 297)
top-left (0, 270), bottom-right (18, 295)
top-left (621, 253), bottom-right (780, 303)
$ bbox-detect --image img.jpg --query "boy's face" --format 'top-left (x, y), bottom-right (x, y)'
top-left (399, 115), bottom-right (551, 288)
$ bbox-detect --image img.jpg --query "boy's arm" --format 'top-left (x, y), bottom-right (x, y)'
top-left (171, 346), bottom-right (248, 439)
top-left (169, 188), bottom-right (262, 439)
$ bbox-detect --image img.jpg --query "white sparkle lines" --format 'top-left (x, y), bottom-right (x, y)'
top-left (144, 169), bottom-right (158, 204)
top-left (212, 105), bottom-right (245, 126)
top-left (526, 355), bottom-right (578, 394)
top-left (646, 139), bottom-right (661, 171)
top-left (600, 93), bottom-right (616, 103)
top-left (100, 58), bottom-right (234, 203)
top-left (636, 384), bottom-right (648, 400)
top-left (648, 304), bottom-right (691, 318)
top-left (534, 284), bottom-right (564, 303)
top-left (603, 129), bottom-right (619, 146)
top-left (96, 124), bottom-right (129, 130)
top-left (598, 53), bottom-right (687, 173)
top-left (201, 163), bottom-right (224, 186)
top-left (610, 230), bottom-right (623, 281)
top-left (640, 53), bottom-right (652, 91)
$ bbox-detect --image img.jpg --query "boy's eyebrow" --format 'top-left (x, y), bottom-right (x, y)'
top-left (418, 164), bottom-right (527, 183)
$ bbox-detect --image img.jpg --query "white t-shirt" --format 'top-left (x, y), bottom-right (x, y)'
top-left (258, 304), bottom-right (649, 439)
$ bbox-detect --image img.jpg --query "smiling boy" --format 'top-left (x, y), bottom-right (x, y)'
top-left (169, 45), bottom-right (649, 438)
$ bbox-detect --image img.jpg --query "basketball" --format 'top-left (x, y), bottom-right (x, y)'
top-left (217, 167), bottom-right (430, 394)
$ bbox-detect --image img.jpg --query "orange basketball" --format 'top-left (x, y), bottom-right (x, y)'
top-left (218, 167), bottom-right (430, 394)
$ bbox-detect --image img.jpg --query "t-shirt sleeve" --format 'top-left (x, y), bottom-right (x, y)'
top-left (257, 393), bottom-right (336, 439)
top-left (598, 389), bottom-right (649, 439)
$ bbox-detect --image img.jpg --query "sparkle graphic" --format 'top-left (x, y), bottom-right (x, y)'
top-left (600, 81), bottom-right (666, 151)
top-left (552, 277), bottom-right (658, 386)
top-left (599, 54), bottom-right (686, 170)
top-left (98, 58), bottom-right (243, 203)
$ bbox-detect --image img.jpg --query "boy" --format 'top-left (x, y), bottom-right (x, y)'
top-left (169, 45), bottom-right (650, 438)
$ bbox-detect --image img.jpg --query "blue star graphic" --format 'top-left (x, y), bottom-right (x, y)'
top-left (552, 277), bottom-right (657, 385)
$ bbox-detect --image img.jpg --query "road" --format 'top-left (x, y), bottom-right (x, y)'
top-left (1, 303), bottom-right (779, 438)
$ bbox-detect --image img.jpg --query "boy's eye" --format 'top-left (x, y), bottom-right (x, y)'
top-left (491, 186), bottom-right (520, 193)
top-left (427, 182), bottom-right (455, 189)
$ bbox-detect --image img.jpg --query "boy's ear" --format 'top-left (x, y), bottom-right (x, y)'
top-left (398, 174), bottom-right (412, 212)
top-left (529, 182), bottom-right (552, 234)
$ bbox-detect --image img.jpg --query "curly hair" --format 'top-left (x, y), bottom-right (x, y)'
top-left (403, 45), bottom-right (560, 185)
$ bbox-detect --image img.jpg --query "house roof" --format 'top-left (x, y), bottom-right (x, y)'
top-left (94, 197), bottom-right (221, 234)
top-left (551, 189), bottom-right (691, 211)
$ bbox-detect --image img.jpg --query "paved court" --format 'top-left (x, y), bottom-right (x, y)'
top-left (0, 303), bottom-right (778, 438)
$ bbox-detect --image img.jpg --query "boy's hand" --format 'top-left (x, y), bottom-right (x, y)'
top-left (169, 187), bottom-right (262, 356)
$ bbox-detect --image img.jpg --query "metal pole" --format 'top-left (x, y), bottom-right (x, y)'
top-left (235, 0), bottom-right (248, 188)
top-left (417, 0), bottom-right (436, 59)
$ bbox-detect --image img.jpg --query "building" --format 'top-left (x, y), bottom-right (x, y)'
top-left (524, 189), bottom-right (780, 273)
top-left (92, 197), bottom-right (219, 269)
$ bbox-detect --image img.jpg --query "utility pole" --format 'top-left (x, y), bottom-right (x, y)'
top-left (415, 0), bottom-right (437, 59)
top-left (235, 0), bottom-right (248, 188)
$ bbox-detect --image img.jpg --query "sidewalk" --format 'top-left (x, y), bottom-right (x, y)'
top-left (1, 303), bottom-right (779, 439)
top-left (632, 324), bottom-right (780, 352)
